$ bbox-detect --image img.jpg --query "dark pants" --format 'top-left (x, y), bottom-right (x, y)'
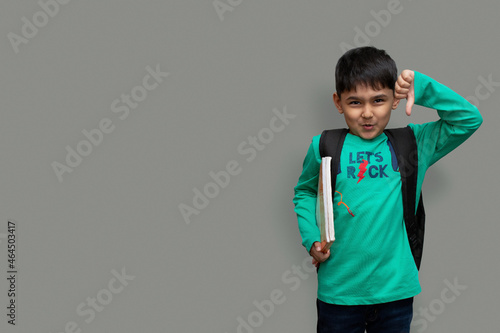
top-left (317, 297), bottom-right (413, 333)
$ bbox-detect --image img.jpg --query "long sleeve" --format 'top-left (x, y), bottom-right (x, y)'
top-left (409, 71), bottom-right (483, 169)
top-left (293, 135), bottom-right (322, 253)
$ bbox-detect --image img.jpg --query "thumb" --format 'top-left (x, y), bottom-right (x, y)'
top-left (406, 82), bottom-right (415, 116)
top-left (406, 95), bottom-right (414, 116)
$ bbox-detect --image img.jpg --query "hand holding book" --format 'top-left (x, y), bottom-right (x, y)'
top-left (312, 157), bottom-right (335, 268)
top-left (310, 241), bottom-right (331, 268)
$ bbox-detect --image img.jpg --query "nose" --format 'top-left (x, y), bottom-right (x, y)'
top-left (361, 108), bottom-right (373, 119)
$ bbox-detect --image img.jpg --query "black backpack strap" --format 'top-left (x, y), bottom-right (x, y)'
top-left (385, 127), bottom-right (424, 270)
top-left (319, 129), bottom-right (349, 191)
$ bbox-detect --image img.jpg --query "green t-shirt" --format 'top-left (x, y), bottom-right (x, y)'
top-left (293, 71), bottom-right (483, 305)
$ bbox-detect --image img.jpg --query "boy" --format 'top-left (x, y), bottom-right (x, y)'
top-left (293, 46), bottom-right (482, 332)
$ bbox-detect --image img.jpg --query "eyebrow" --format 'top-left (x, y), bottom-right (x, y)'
top-left (344, 94), bottom-right (389, 101)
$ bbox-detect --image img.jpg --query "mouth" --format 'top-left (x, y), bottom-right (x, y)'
top-left (362, 124), bottom-right (375, 130)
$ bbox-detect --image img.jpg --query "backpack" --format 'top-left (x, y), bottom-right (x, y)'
top-left (319, 127), bottom-right (426, 270)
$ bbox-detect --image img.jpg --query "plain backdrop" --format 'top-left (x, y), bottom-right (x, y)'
top-left (0, 1), bottom-right (498, 332)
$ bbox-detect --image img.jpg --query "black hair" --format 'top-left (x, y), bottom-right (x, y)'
top-left (335, 46), bottom-right (397, 98)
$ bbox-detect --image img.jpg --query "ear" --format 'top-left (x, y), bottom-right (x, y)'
top-left (333, 92), bottom-right (343, 114)
top-left (391, 96), bottom-right (400, 110)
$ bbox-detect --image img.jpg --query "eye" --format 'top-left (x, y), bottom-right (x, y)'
top-left (349, 101), bottom-right (361, 105)
top-left (374, 98), bottom-right (385, 103)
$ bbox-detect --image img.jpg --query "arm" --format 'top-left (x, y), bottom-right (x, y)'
top-left (293, 136), bottom-right (330, 266)
top-left (395, 70), bottom-right (483, 167)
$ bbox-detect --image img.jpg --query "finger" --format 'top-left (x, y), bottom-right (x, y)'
top-left (395, 86), bottom-right (409, 93)
top-left (318, 251), bottom-right (330, 262)
top-left (394, 82), bottom-right (409, 98)
top-left (402, 70), bottom-right (414, 83)
top-left (396, 76), bottom-right (411, 89)
top-left (406, 92), bottom-right (414, 116)
top-left (394, 92), bottom-right (407, 100)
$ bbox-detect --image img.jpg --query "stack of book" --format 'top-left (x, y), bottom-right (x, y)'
top-left (316, 157), bottom-right (335, 253)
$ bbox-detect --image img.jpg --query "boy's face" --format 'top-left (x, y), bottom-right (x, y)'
top-left (333, 84), bottom-right (400, 140)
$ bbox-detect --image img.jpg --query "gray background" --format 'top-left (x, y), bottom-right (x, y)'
top-left (0, 0), bottom-right (498, 332)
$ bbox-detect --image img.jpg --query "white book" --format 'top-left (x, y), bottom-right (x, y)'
top-left (316, 157), bottom-right (335, 252)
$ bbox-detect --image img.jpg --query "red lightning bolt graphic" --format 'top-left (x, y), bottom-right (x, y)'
top-left (357, 159), bottom-right (368, 184)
